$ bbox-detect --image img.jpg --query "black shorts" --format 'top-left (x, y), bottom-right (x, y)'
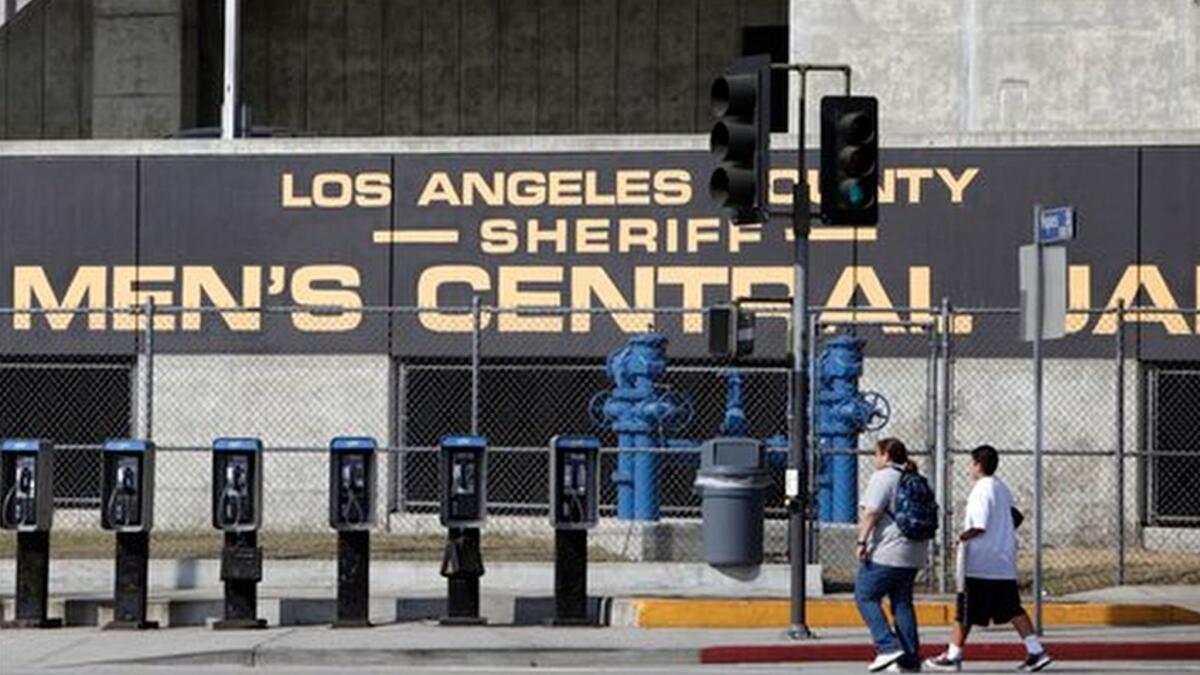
top-left (956, 577), bottom-right (1025, 627)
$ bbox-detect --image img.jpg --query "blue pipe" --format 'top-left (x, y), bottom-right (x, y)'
top-left (816, 335), bottom-right (874, 524)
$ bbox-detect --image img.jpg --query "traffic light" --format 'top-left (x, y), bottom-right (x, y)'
top-left (709, 55), bottom-right (771, 224)
top-left (820, 96), bottom-right (879, 225)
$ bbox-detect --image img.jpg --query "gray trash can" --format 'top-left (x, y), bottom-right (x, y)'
top-left (694, 438), bottom-right (770, 571)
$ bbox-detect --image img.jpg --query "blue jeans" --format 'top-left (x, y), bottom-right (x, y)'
top-left (855, 561), bottom-right (920, 668)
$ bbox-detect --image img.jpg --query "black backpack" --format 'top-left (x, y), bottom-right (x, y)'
top-left (890, 466), bottom-right (939, 541)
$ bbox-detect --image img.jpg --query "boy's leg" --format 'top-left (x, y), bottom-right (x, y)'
top-left (855, 562), bottom-right (903, 656)
top-left (886, 566), bottom-right (920, 668)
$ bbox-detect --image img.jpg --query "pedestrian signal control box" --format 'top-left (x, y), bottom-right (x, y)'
top-left (100, 440), bottom-right (155, 532)
top-left (328, 437), bottom-right (376, 531)
top-left (549, 435), bottom-right (599, 529)
top-left (440, 435), bottom-right (487, 528)
top-left (1, 439), bottom-right (55, 532)
top-left (212, 438), bottom-right (263, 532)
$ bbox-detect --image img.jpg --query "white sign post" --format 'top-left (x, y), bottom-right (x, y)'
top-left (1022, 204), bottom-right (1075, 636)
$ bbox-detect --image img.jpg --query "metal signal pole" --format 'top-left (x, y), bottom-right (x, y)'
top-left (774, 63), bottom-right (851, 640)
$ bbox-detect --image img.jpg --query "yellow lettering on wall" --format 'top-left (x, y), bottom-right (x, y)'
top-left (417, 172), bottom-right (462, 206)
top-left (935, 167), bottom-right (979, 204)
top-left (180, 266), bottom-right (262, 331)
top-left (1066, 265), bottom-right (1091, 334)
top-left (498, 266), bottom-right (564, 332)
top-left (281, 173), bottom-right (312, 208)
top-left (480, 219), bottom-right (519, 254)
top-left (896, 168), bottom-right (934, 204)
top-left (576, 219), bottom-right (610, 253)
top-left (548, 171), bottom-right (584, 206)
top-left (686, 218), bottom-right (722, 253)
top-left (290, 265), bottom-right (362, 332)
top-left (730, 267), bottom-right (791, 320)
top-left (570, 266), bottom-right (655, 333)
top-left (877, 169), bottom-right (896, 205)
top-left (821, 266), bottom-right (904, 333)
top-left (416, 265), bottom-right (491, 332)
top-left (112, 266), bottom-right (176, 331)
top-left (653, 169), bottom-right (692, 205)
top-left (509, 171), bottom-right (547, 206)
top-left (462, 172), bottom-right (504, 206)
top-left (1094, 265), bottom-right (1190, 335)
top-left (311, 173), bottom-right (353, 208)
top-left (909, 266), bottom-right (932, 333)
top-left (354, 172), bottom-right (392, 207)
top-left (619, 219), bottom-right (658, 253)
top-left (615, 170), bottom-right (652, 205)
top-left (526, 219), bottom-right (568, 254)
top-left (12, 266), bottom-right (107, 330)
top-left (657, 266), bottom-right (730, 333)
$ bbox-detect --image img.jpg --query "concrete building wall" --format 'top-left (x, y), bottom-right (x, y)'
top-left (0, 0), bottom-right (193, 140)
top-left (790, 0), bottom-right (1200, 144)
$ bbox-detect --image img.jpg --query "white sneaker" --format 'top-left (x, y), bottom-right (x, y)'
top-left (869, 650), bottom-right (905, 672)
top-left (886, 663), bottom-right (922, 673)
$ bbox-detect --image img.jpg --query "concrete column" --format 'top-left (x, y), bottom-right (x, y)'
top-left (91, 0), bottom-right (185, 138)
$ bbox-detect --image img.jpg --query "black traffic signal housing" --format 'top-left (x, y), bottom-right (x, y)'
top-left (709, 54), bottom-right (772, 225)
top-left (820, 96), bottom-right (879, 225)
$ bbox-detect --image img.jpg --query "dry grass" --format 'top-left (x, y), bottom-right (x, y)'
top-left (0, 530), bottom-right (627, 562)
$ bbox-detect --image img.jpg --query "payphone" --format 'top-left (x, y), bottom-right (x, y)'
top-left (100, 439), bottom-right (157, 629)
top-left (439, 435), bottom-right (487, 625)
top-left (211, 438), bottom-right (266, 629)
top-left (329, 437), bottom-right (376, 627)
top-left (548, 435), bottom-right (600, 625)
top-left (0, 439), bottom-right (61, 628)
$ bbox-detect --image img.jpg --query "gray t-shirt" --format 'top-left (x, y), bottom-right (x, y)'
top-left (859, 464), bottom-right (927, 569)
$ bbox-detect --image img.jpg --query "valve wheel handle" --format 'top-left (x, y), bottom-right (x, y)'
top-left (588, 390), bottom-right (611, 428)
top-left (862, 391), bottom-right (891, 431)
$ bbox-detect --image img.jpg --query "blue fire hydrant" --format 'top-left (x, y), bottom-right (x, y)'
top-left (720, 369), bottom-right (750, 437)
top-left (591, 334), bottom-right (690, 521)
top-left (815, 335), bottom-right (890, 523)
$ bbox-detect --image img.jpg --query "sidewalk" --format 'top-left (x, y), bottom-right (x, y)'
top-left (2, 624), bottom-right (1197, 671)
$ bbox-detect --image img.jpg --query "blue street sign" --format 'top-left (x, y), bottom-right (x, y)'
top-left (1038, 206), bottom-right (1076, 244)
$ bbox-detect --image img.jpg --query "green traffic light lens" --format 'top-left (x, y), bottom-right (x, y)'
top-left (848, 183), bottom-right (866, 206)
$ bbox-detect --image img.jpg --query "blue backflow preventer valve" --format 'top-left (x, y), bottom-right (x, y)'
top-left (815, 335), bottom-right (890, 523)
top-left (590, 333), bottom-right (692, 521)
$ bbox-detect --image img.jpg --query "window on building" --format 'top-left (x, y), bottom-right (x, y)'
top-left (0, 358), bottom-right (134, 507)
top-left (1144, 363), bottom-right (1200, 526)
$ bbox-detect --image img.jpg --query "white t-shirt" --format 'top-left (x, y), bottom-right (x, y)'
top-left (963, 475), bottom-right (1018, 580)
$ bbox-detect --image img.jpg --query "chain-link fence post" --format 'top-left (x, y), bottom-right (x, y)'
top-left (806, 312), bottom-right (820, 565)
top-left (935, 298), bottom-right (952, 594)
top-left (470, 296), bottom-right (481, 436)
top-left (137, 300), bottom-right (155, 441)
top-left (1115, 301), bottom-right (1126, 587)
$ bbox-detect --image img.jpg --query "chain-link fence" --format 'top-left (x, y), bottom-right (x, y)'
top-left (2, 304), bottom-right (1198, 596)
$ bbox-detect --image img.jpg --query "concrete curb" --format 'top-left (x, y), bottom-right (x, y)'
top-left (701, 641), bottom-right (1200, 664)
top-left (55, 641), bottom-right (1200, 669)
top-left (626, 598), bottom-right (1200, 628)
top-left (79, 647), bottom-right (699, 669)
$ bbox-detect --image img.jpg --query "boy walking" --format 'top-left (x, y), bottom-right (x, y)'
top-left (925, 445), bottom-right (1053, 672)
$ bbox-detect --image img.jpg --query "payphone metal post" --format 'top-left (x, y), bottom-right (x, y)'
top-left (99, 439), bottom-right (158, 630)
top-left (0, 439), bottom-right (61, 629)
top-left (212, 437), bottom-right (267, 629)
top-left (329, 436), bottom-right (377, 628)
top-left (549, 435), bottom-right (601, 626)
top-left (439, 435), bottom-right (488, 625)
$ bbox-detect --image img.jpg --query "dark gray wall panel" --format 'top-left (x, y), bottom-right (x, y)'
top-left (421, 0), bottom-right (460, 134)
top-left (306, 0), bottom-right (346, 136)
top-left (240, 0), bottom-right (271, 126)
top-left (42, 0), bottom-right (82, 138)
top-left (537, 0), bottom-right (578, 133)
top-left (1138, 147), bottom-right (1200, 360)
top-left (616, 0), bottom-right (657, 133)
top-left (695, 0), bottom-right (740, 130)
top-left (656, 0), bottom-right (696, 133)
top-left (498, 0), bottom-right (537, 133)
top-left (460, 0), bottom-right (499, 135)
top-left (7, 3), bottom-right (43, 139)
top-left (345, 0), bottom-right (383, 136)
top-left (577, 0), bottom-right (616, 133)
top-left (0, 29), bottom-right (8, 138)
top-left (0, 157), bottom-right (137, 354)
top-left (382, 0), bottom-right (421, 135)
top-left (267, 0), bottom-right (307, 133)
